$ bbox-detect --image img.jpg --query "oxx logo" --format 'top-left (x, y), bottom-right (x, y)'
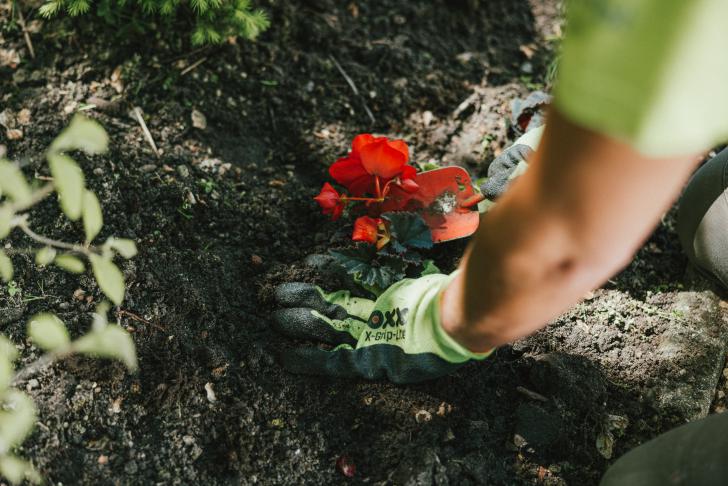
top-left (367, 308), bottom-right (409, 329)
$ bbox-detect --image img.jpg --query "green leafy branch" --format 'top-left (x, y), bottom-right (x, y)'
top-left (0, 115), bottom-right (138, 485)
top-left (38, 0), bottom-right (270, 45)
top-left (0, 115), bottom-right (137, 305)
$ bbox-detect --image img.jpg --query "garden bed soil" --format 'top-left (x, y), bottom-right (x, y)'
top-left (2, 0), bottom-right (727, 484)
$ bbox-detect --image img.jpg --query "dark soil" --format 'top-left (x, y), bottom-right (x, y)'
top-left (1, 1), bottom-right (727, 485)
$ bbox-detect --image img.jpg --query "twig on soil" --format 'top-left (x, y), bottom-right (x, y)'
top-left (268, 106), bottom-right (277, 132)
top-left (116, 309), bottom-right (168, 333)
top-left (330, 56), bottom-right (376, 124)
top-left (165, 46), bottom-right (210, 64)
top-left (14, 3), bottom-right (35, 60)
top-left (180, 57), bottom-right (208, 76)
top-left (133, 107), bottom-right (161, 158)
top-left (516, 386), bottom-right (549, 402)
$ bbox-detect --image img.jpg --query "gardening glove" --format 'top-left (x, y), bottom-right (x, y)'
top-left (480, 125), bottom-right (544, 200)
top-left (272, 273), bottom-right (492, 384)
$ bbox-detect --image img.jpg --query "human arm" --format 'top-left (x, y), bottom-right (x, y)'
top-left (441, 108), bottom-right (702, 352)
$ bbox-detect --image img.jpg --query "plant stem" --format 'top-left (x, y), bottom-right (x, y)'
top-left (11, 350), bottom-right (64, 385)
top-left (343, 196), bottom-right (384, 203)
top-left (375, 176), bottom-right (382, 199)
top-left (10, 183), bottom-right (55, 213)
top-left (15, 215), bottom-right (95, 256)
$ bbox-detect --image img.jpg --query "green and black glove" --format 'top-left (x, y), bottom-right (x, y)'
top-left (272, 274), bottom-right (492, 384)
top-left (481, 125), bottom-right (543, 200)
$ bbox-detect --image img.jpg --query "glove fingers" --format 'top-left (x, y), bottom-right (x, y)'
top-left (279, 346), bottom-right (363, 380)
top-left (275, 282), bottom-right (374, 323)
top-left (274, 283), bottom-right (335, 313)
top-left (280, 345), bottom-right (466, 384)
top-left (272, 308), bottom-right (358, 346)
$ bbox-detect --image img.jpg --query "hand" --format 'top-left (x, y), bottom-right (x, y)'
top-left (272, 274), bottom-right (492, 384)
top-left (480, 125), bottom-right (544, 200)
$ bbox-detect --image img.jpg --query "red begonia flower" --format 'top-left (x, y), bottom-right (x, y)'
top-left (352, 216), bottom-right (382, 244)
top-left (358, 137), bottom-right (409, 179)
top-left (329, 156), bottom-right (374, 196)
top-left (329, 134), bottom-right (414, 196)
top-left (314, 182), bottom-right (344, 220)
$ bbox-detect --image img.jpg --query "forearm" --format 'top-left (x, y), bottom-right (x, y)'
top-left (441, 109), bottom-right (701, 352)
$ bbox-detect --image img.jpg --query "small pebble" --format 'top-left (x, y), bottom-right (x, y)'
top-left (6, 128), bottom-right (22, 140)
top-left (140, 164), bottom-right (157, 173)
top-left (415, 410), bottom-right (432, 423)
top-left (251, 255), bottom-right (263, 266)
top-left (204, 382), bottom-right (217, 403)
top-left (98, 455), bottom-right (109, 465)
top-left (177, 165), bottom-right (190, 178)
top-left (191, 109), bottom-right (207, 130)
top-left (336, 455), bottom-right (356, 478)
top-left (26, 379), bottom-right (39, 391)
top-left (16, 109), bottom-right (31, 125)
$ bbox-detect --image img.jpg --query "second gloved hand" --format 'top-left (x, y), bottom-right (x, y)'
top-left (481, 125), bottom-right (544, 200)
top-left (272, 274), bottom-right (492, 384)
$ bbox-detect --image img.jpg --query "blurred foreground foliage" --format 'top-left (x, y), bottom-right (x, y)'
top-left (0, 115), bottom-right (137, 484)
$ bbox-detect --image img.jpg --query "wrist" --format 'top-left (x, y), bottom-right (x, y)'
top-left (440, 273), bottom-right (497, 354)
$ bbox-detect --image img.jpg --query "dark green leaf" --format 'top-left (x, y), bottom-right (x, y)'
top-left (382, 212), bottom-right (433, 252)
top-left (330, 245), bottom-right (407, 289)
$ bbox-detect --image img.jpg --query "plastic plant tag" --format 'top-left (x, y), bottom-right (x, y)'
top-left (382, 166), bottom-right (484, 242)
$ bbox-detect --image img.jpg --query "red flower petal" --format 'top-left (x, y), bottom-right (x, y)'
top-left (329, 156), bottom-right (374, 196)
top-left (330, 203), bottom-right (344, 221)
top-left (400, 164), bottom-right (416, 180)
top-left (399, 178), bottom-right (420, 193)
top-left (352, 216), bottom-right (381, 244)
top-left (351, 134), bottom-right (378, 154)
top-left (359, 138), bottom-right (408, 179)
top-left (314, 183), bottom-right (345, 221)
top-left (388, 139), bottom-right (409, 162)
top-left (314, 182), bottom-right (340, 210)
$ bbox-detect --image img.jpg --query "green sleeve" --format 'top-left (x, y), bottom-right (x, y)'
top-left (554, 0), bottom-right (728, 156)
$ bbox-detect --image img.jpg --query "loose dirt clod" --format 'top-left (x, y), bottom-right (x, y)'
top-left (204, 382), bottom-right (216, 403)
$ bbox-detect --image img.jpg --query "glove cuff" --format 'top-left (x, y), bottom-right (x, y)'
top-left (428, 273), bottom-right (494, 362)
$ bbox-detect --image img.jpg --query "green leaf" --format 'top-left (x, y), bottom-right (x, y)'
top-left (0, 161), bottom-right (32, 206)
top-left (90, 254), bottom-right (125, 305)
top-left (0, 207), bottom-right (13, 239)
top-left (54, 254), bottom-right (85, 274)
top-left (330, 245), bottom-right (407, 289)
top-left (48, 153), bottom-right (85, 221)
top-left (0, 390), bottom-right (37, 452)
top-left (382, 212), bottom-right (433, 253)
top-left (74, 325), bottom-right (137, 371)
top-left (35, 247), bottom-right (56, 267)
top-left (105, 238), bottom-right (138, 259)
top-left (82, 190), bottom-right (103, 242)
top-left (0, 455), bottom-right (40, 485)
top-left (420, 259), bottom-right (441, 276)
top-left (0, 336), bottom-right (18, 362)
top-left (49, 114), bottom-right (108, 155)
top-left (39, 1), bottom-right (62, 18)
top-left (0, 251), bottom-right (13, 283)
top-left (91, 302), bottom-right (110, 332)
top-left (0, 355), bottom-right (12, 393)
top-left (27, 313), bottom-right (70, 352)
